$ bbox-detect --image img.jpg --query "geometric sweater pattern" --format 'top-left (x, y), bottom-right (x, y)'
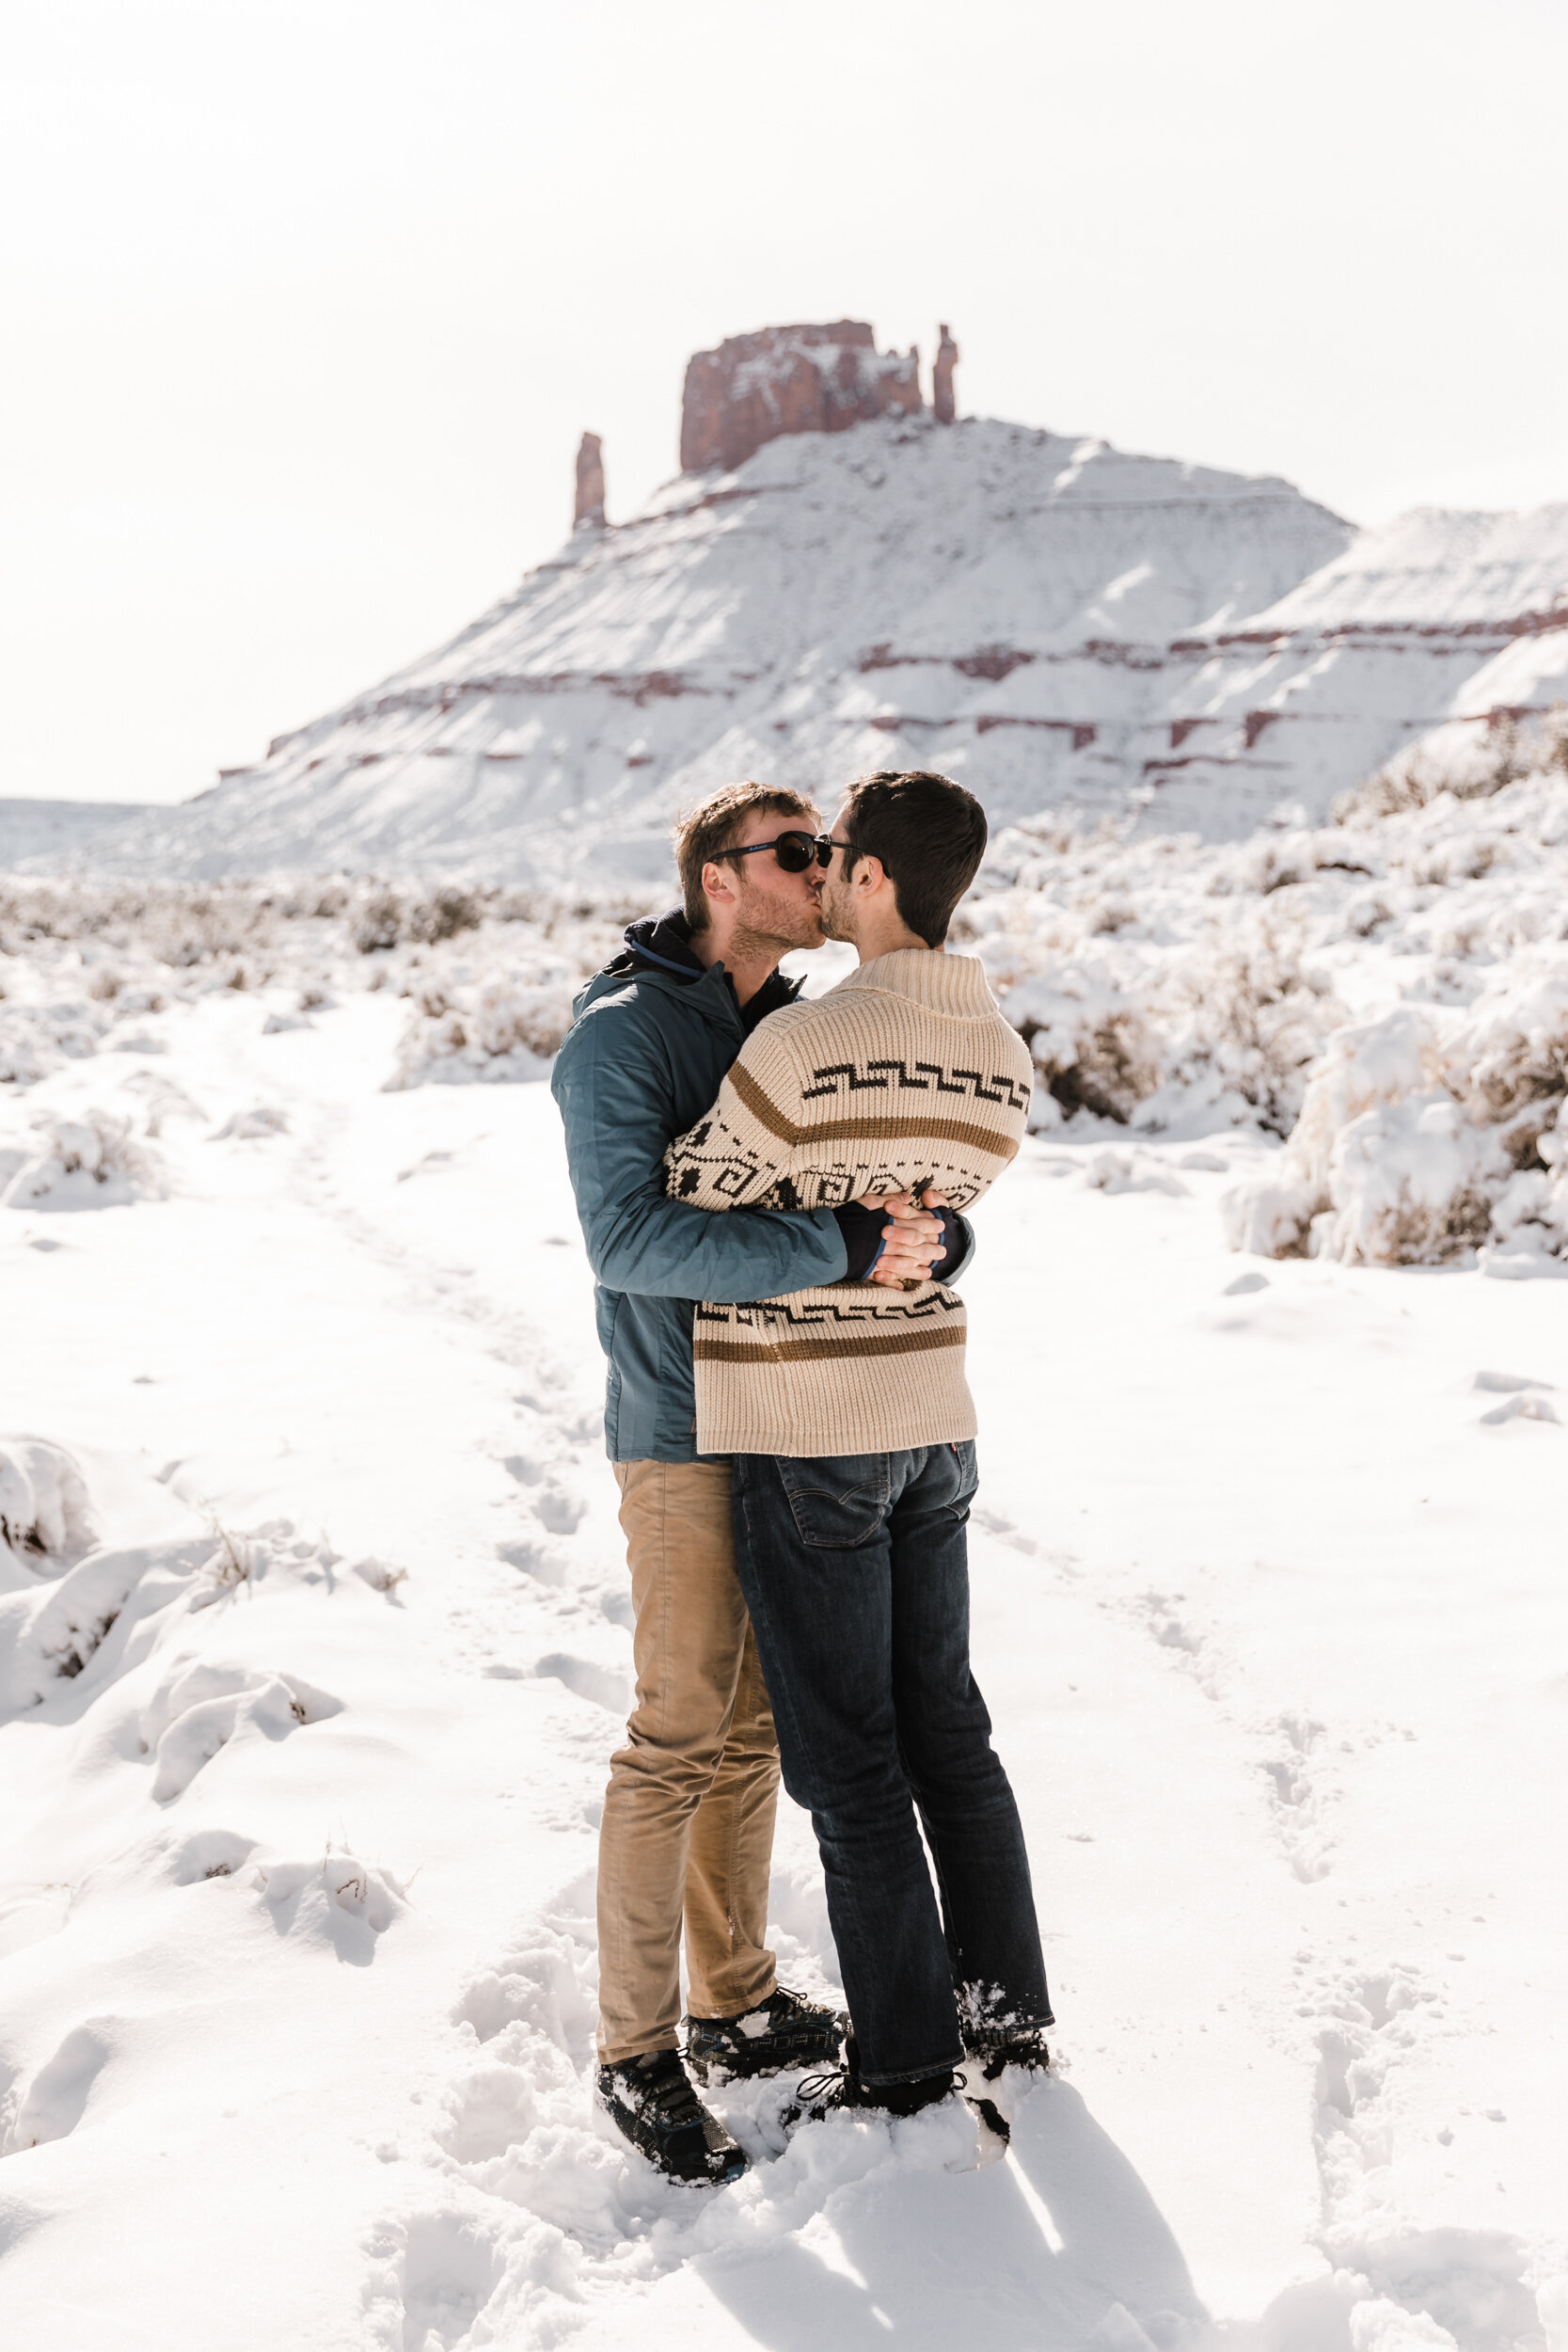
top-left (663, 947), bottom-right (1033, 1457)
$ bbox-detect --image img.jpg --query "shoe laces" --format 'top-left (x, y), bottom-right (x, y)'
top-left (791, 2064), bottom-right (968, 2109)
top-left (624, 2052), bottom-right (703, 2123)
top-left (792, 2064), bottom-right (848, 2106)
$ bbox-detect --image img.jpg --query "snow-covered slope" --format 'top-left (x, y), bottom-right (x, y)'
top-left (0, 801), bottom-right (155, 871)
top-left (40, 427), bottom-right (1568, 881)
top-left (51, 418), bottom-right (1352, 880)
top-left (1151, 505), bottom-right (1568, 834)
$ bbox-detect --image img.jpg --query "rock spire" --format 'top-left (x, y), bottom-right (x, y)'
top-left (933, 325), bottom-right (958, 424)
top-left (574, 432), bottom-right (605, 530)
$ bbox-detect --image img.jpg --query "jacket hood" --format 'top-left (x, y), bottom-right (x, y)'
top-left (569, 907), bottom-right (806, 1027)
top-left (623, 909), bottom-right (706, 978)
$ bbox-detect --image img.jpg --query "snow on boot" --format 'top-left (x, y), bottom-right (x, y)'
top-left (686, 1984), bottom-right (847, 2085)
top-left (595, 2047), bottom-right (747, 2185)
top-left (781, 2037), bottom-right (958, 2128)
top-left (970, 2025), bottom-right (1053, 2082)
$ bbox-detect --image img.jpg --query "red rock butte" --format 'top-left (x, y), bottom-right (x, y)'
top-left (680, 321), bottom-right (925, 474)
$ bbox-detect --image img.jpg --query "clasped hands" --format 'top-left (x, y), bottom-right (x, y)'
top-left (852, 1187), bottom-right (951, 1288)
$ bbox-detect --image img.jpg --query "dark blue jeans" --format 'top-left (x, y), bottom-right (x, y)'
top-left (731, 1442), bottom-right (1053, 2085)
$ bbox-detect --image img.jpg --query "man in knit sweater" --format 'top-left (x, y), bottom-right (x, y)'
top-left (664, 770), bottom-right (1053, 2124)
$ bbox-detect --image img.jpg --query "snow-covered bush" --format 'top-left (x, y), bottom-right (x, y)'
top-left (1224, 953), bottom-right (1568, 1267)
top-left (0, 878), bottom-right (639, 1094)
top-left (1334, 707), bottom-right (1568, 822)
top-left (0, 1109), bottom-right (165, 1210)
top-left (0, 1437), bottom-right (95, 1580)
top-left (388, 970), bottom-right (579, 1089)
top-left (354, 890), bottom-right (404, 954)
top-left (1004, 961), bottom-right (1161, 1123)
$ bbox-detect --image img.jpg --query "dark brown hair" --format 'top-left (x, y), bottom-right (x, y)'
top-left (673, 780), bottom-right (817, 929)
top-left (840, 770), bottom-right (988, 945)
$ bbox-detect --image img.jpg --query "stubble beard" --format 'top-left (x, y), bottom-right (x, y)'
top-left (817, 880), bottom-right (855, 945)
top-left (732, 882), bottom-right (825, 964)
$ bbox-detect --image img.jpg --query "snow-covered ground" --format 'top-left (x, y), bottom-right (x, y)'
top-left (2, 811), bottom-right (1565, 2348)
top-left (0, 803), bottom-right (156, 869)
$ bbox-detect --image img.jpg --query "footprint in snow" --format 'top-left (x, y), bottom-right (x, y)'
top-left (1473, 1369), bottom-right (1557, 1430)
top-left (1, 2022), bottom-right (113, 2154)
top-left (497, 1536), bottom-right (569, 1588)
top-left (1259, 1711), bottom-right (1335, 1883)
top-left (1478, 1393), bottom-right (1558, 1426)
top-left (1223, 1269), bottom-right (1269, 1295)
top-left (362, 2211), bottom-right (506, 2352)
top-left (532, 1484), bottom-right (587, 1535)
top-left (210, 1105), bottom-right (288, 1140)
top-left (534, 1653), bottom-right (629, 1714)
top-left (1085, 1150), bottom-right (1189, 1197)
top-left (973, 1504), bottom-right (1038, 1557)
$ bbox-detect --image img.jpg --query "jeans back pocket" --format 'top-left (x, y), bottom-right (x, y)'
top-left (777, 1453), bottom-right (893, 1549)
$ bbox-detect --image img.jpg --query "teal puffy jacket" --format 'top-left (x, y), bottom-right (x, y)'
top-left (551, 914), bottom-right (848, 1462)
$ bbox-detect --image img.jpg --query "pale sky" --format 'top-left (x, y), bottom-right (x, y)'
top-left (6, 0), bottom-right (1568, 806)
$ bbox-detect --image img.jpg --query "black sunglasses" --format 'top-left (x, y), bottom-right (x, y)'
top-left (722, 829), bottom-right (853, 875)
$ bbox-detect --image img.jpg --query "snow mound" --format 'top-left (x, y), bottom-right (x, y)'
top-left (0, 1108), bottom-right (165, 1209)
top-left (0, 1452), bottom-right (343, 1722)
top-left (0, 1436), bottom-right (95, 1579)
top-left (140, 1659), bottom-right (341, 1802)
top-left (252, 1852), bottom-right (404, 1956)
top-left (0, 1535), bottom-right (177, 1712)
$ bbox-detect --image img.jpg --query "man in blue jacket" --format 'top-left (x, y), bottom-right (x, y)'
top-left (551, 779), bottom-right (956, 2185)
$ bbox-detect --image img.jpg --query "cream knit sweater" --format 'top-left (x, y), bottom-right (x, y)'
top-left (664, 948), bottom-right (1033, 1457)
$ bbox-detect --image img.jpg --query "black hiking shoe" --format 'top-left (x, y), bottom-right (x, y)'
top-left (595, 2048), bottom-right (747, 2186)
top-left (784, 2053), bottom-right (1012, 2152)
top-left (968, 2025), bottom-right (1053, 2082)
top-left (686, 1985), bottom-right (847, 2086)
top-left (781, 2036), bottom-right (962, 2129)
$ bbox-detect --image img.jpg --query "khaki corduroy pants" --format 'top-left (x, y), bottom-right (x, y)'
top-left (596, 1458), bottom-right (781, 2064)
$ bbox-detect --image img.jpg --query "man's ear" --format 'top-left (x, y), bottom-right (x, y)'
top-left (702, 858), bottom-right (738, 910)
top-left (854, 851), bottom-right (886, 897)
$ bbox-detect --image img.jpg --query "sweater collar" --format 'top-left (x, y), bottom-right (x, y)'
top-left (830, 946), bottom-right (1001, 1016)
